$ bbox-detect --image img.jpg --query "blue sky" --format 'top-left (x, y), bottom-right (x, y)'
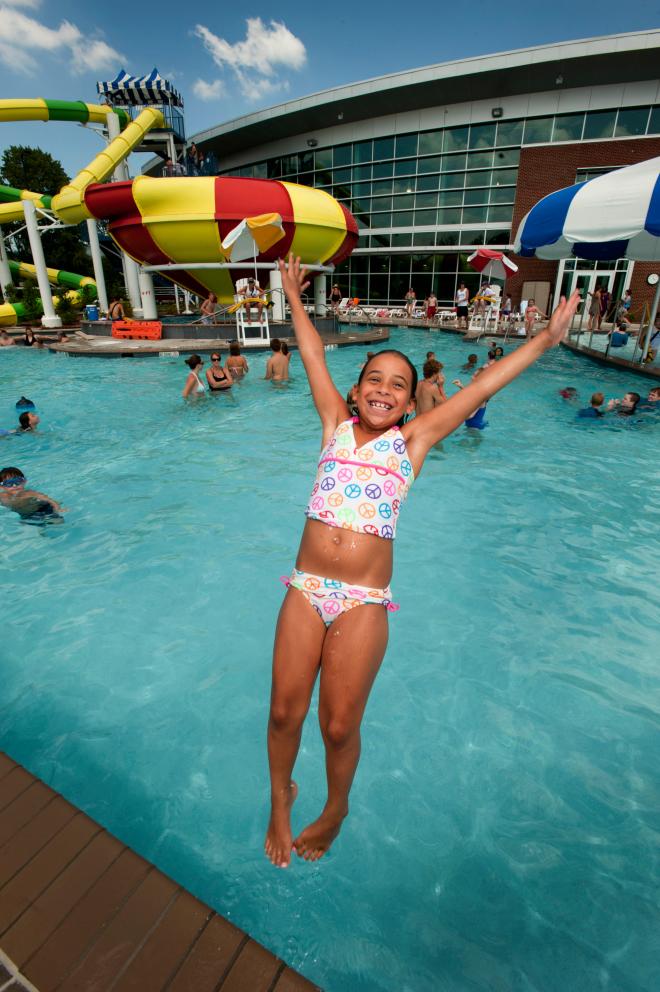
top-left (0, 0), bottom-right (658, 179)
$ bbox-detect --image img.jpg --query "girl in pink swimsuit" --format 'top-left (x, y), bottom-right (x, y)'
top-left (265, 255), bottom-right (580, 868)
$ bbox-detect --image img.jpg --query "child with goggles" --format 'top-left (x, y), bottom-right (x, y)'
top-left (0, 467), bottom-right (65, 524)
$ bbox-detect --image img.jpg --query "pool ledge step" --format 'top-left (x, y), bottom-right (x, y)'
top-left (0, 751), bottom-right (321, 992)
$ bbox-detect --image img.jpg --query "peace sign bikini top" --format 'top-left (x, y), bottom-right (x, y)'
top-left (305, 417), bottom-right (414, 540)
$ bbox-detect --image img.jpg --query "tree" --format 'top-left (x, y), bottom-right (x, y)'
top-left (1, 144), bottom-right (127, 300)
top-left (0, 146), bottom-right (69, 196)
top-left (1, 145), bottom-right (94, 277)
top-left (21, 282), bottom-right (42, 321)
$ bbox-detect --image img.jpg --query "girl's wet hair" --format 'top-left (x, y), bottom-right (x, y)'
top-left (185, 354), bottom-right (202, 369)
top-left (229, 342), bottom-right (241, 356)
top-left (357, 350), bottom-right (418, 425)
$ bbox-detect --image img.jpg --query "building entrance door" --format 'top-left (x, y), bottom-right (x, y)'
top-left (558, 258), bottom-right (630, 328)
top-left (568, 268), bottom-right (616, 322)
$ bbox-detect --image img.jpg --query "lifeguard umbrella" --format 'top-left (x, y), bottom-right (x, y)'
top-left (513, 155), bottom-right (660, 355)
top-left (467, 247), bottom-right (518, 281)
top-left (221, 213), bottom-right (285, 261)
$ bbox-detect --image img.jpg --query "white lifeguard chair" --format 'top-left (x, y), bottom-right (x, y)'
top-left (467, 284), bottom-right (501, 336)
top-left (235, 278), bottom-right (270, 346)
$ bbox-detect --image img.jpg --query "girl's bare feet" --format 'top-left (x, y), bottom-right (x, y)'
top-left (265, 781), bottom-right (298, 868)
top-left (293, 807), bottom-right (346, 862)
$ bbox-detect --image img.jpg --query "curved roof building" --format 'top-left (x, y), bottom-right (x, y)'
top-left (183, 30), bottom-right (660, 310)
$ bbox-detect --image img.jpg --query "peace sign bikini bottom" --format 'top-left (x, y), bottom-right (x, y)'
top-left (280, 568), bottom-right (399, 628)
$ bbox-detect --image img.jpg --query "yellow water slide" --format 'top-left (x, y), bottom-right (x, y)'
top-left (0, 100), bottom-right (164, 223)
top-left (0, 99), bottom-right (164, 324)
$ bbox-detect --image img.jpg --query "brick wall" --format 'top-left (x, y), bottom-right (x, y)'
top-left (508, 136), bottom-right (660, 314)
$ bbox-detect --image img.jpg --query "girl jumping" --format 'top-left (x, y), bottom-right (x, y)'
top-left (265, 255), bottom-right (579, 867)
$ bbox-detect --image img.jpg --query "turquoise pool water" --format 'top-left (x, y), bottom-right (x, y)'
top-left (2, 333), bottom-right (659, 992)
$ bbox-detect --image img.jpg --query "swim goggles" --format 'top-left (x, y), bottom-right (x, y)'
top-left (1, 477), bottom-right (25, 488)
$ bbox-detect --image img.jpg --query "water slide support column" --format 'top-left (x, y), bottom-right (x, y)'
top-left (641, 276), bottom-right (660, 361)
top-left (138, 268), bottom-right (158, 320)
top-left (85, 219), bottom-right (109, 314)
top-left (269, 266), bottom-right (285, 321)
top-left (23, 200), bottom-right (61, 328)
top-left (0, 225), bottom-right (12, 301)
top-left (314, 273), bottom-right (327, 317)
top-left (106, 111), bottom-right (143, 317)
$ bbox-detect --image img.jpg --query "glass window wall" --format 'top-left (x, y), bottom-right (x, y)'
top-left (552, 113), bottom-right (584, 142)
top-left (615, 107), bottom-right (650, 137)
top-left (523, 117), bottom-right (553, 144)
top-left (216, 101), bottom-right (659, 305)
top-left (583, 110), bottom-right (616, 140)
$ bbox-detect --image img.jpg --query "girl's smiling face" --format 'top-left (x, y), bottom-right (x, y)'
top-left (357, 352), bottom-right (416, 430)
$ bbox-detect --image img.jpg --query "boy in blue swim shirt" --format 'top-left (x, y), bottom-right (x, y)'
top-left (577, 392), bottom-right (605, 418)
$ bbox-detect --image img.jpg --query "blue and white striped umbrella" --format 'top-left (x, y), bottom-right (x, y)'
top-left (514, 156), bottom-right (660, 262)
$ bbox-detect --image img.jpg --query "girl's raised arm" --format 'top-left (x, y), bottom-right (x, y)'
top-left (406, 291), bottom-right (581, 465)
top-left (278, 256), bottom-right (348, 432)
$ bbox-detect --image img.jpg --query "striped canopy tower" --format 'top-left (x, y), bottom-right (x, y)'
top-left (96, 68), bottom-right (183, 108)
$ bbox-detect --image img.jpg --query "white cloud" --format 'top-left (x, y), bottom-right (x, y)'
top-left (0, 6), bottom-right (123, 75)
top-left (192, 78), bottom-right (225, 101)
top-left (1, 0), bottom-right (42, 7)
top-left (194, 18), bottom-right (306, 101)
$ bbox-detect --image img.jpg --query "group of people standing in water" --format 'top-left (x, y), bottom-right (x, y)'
top-left (182, 338), bottom-right (293, 397)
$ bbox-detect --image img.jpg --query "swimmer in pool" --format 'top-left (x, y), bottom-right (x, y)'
top-left (452, 369), bottom-right (489, 428)
top-left (577, 392), bottom-right (605, 418)
top-left (264, 254), bottom-right (580, 868)
top-left (182, 355), bottom-right (207, 398)
top-left (225, 342), bottom-right (249, 378)
top-left (265, 339), bottom-right (290, 381)
top-left (0, 466), bottom-right (65, 523)
top-left (206, 354), bottom-right (233, 391)
top-left (18, 412), bottom-right (40, 431)
top-left (607, 392), bottom-right (641, 416)
top-left (639, 387), bottom-right (660, 410)
top-left (415, 359), bottom-right (445, 414)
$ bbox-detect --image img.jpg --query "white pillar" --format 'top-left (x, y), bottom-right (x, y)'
top-left (641, 277), bottom-right (660, 361)
top-left (314, 273), bottom-right (327, 317)
top-left (183, 290), bottom-right (193, 315)
top-left (138, 268), bottom-right (158, 320)
top-left (85, 219), bottom-right (109, 314)
top-left (174, 282), bottom-right (181, 313)
top-left (23, 200), bottom-right (61, 328)
top-left (0, 225), bottom-right (12, 302)
top-left (106, 110), bottom-right (143, 317)
top-left (269, 266), bottom-right (285, 321)
top-left (124, 260), bottom-right (143, 318)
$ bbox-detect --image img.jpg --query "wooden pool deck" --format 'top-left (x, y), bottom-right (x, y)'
top-left (0, 752), bottom-right (320, 992)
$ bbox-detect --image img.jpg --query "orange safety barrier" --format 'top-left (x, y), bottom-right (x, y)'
top-left (111, 320), bottom-right (162, 340)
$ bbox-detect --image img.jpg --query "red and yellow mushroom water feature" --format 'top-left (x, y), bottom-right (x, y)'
top-left (83, 175), bottom-right (358, 303)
